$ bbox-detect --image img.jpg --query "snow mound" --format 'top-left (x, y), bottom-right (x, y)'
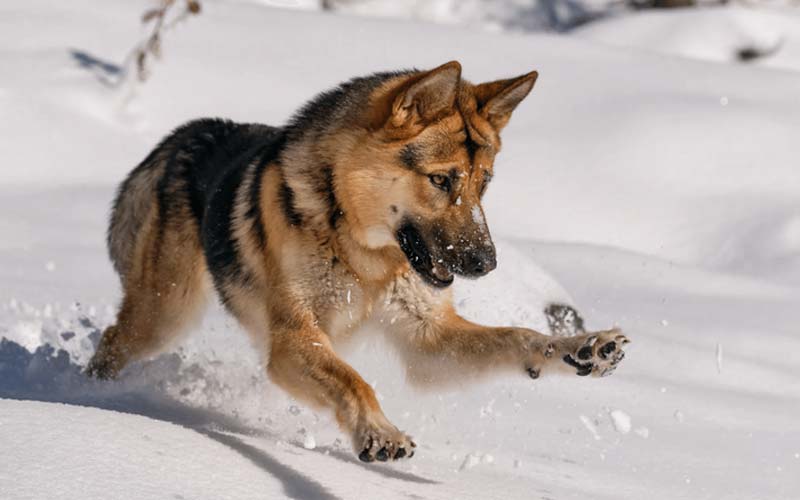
top-left (575, 5), bottom-right (800, 72)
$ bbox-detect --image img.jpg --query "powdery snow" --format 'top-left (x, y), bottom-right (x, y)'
top-left (609, 409), bottom-right (632, 435)
top-left (1, 1), bottom-right (799, 499)
top-left (575, 4), bottom-right (800, 72)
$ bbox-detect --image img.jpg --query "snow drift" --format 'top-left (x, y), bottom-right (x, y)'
top-left (1, 1), bottom-right (799, 499)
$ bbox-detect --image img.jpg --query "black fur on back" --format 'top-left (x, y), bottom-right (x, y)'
top-left (109, 69), bottom-right (420, 298)
top-left (155, 119), bottom-right (285, 301)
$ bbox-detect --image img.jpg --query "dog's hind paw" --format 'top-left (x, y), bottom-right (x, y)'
top-left (85, 355), bottom-right (120, 380)
top-left (544, 303), bottom-right (586, 337)
top-left (354, 418), bottom-right (416, 463)
top-left (560, 328), bottom-right (630, 377)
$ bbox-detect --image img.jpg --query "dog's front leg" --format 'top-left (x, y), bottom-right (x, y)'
top-left (387, 305), bottom-right (629, 385)
top-left (267, 318), bottom-right (415, 462)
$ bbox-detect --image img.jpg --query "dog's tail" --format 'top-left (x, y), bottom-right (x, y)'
top-left (107, 144), bottom-right (166, 282)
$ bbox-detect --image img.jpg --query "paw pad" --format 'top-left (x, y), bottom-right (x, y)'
top-left (563, 330), bottom-right (629, 377)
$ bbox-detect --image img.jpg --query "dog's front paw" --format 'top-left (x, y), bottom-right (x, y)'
top-left (561, 328), bottom-right (630, 377)
top-left (354, 417), bottom-right (416, 463)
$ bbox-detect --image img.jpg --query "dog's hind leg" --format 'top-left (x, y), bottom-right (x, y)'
top-left (544, 303), bottom-right (586, 337)
top-left (87, 210), bottom-right (208, 379)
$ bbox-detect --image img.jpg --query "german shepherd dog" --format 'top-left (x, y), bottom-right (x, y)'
top-left (88, 61), bottom-right (629, 462)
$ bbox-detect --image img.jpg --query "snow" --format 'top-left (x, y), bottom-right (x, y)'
top-left (575, 5), bottom-right (800, 72)
top-left (609, 409), bottom-right (632, 435)
top-left (2, 1), bottom-right (800, 499)
top-left (0, 400), bottom-right (288, 500)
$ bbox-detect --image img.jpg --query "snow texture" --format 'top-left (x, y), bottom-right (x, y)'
top-left (1, 1), bottom-right (799, 499)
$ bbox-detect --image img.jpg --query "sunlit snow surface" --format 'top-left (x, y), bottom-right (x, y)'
top-left (1, 1), bottom-right (799, 499)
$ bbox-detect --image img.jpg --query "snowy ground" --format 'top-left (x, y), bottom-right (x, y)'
top-left (1, 1), bottom-right (799, 499)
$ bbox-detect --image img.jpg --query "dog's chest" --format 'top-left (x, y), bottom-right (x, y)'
top-left (310, 262), bottom-right (371, 338)
top-left (308, 256), bottom-right (449, 339)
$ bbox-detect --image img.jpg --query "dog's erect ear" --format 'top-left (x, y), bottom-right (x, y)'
top-left (474, 71), bottom-right (538, 129)
top-left (390, 61), bottom-right (461, 127)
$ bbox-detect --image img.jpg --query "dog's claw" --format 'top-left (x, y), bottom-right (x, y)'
top-left (359, 449), bottom-right (374, 462)
top-left (355, 427), bottom-right (415, 463)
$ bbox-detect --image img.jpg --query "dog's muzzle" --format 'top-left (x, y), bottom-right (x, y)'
top-left (396, 222), bottom-right (454, 288)
top-left (458, 247), bottom-right (497, 278)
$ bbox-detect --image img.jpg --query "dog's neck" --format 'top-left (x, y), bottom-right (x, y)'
top-left (332, 217), bottom-right (407, 286)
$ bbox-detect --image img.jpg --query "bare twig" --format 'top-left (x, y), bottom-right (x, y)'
top-left (123, 0), bottom-right (202, 83)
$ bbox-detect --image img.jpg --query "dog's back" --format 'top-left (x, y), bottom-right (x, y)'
top-left (107, 119), bottom-right (279, 283)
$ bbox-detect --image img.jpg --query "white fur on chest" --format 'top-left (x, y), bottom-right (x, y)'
top-left (324, 270), bottom-right (450, 339)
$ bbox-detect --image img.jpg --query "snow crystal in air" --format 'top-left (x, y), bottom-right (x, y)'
top-left (634, 427), bottom-right (650, 439)
top-left (13, 320), bottom-right (44, 351)
top-left (716, 343), bottom-right (723, 373)
top-left (579, 415), bottom-right (601, 440)
top-left (459, 453), bottom-right (482, 471)
top-left (303, 434), bottom-right (316, 450)
top-left (609, 409), bottom-right (631, 434)
top-left (479, 399), bottom-right (496, 418)
top-left (471, 206), bottom-right (485, 226)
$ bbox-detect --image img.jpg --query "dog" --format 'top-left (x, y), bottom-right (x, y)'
top-left (87, 61), bottom-right (629, 462)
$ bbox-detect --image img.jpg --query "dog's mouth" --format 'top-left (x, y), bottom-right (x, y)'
top-left (396, 223), bottom-right (454, 288)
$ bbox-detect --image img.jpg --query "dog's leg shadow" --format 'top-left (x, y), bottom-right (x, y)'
top-left (199, 430), bottom-right (341, 500)
top-left (313, 445), bottom-right (439, 485)
top-left (0, 337), bottom-right (341, 499)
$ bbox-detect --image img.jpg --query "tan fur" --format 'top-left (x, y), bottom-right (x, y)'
top-left (91, 199), bottom-right (210, 375)
top-left (88, 61), bottom-right (629, 462)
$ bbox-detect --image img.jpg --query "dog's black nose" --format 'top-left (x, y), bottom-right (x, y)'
top-left (462, 249), bottom-right (496, 277)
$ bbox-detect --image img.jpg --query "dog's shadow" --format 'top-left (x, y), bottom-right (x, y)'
top-left (0, 338), bottom-right (438, 499)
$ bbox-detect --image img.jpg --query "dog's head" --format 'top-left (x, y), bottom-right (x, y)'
top-left (337, 61), bottom-right (537, 288)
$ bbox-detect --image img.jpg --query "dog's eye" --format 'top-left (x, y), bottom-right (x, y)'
top-left (429, 174), bottom-right (451, 192)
